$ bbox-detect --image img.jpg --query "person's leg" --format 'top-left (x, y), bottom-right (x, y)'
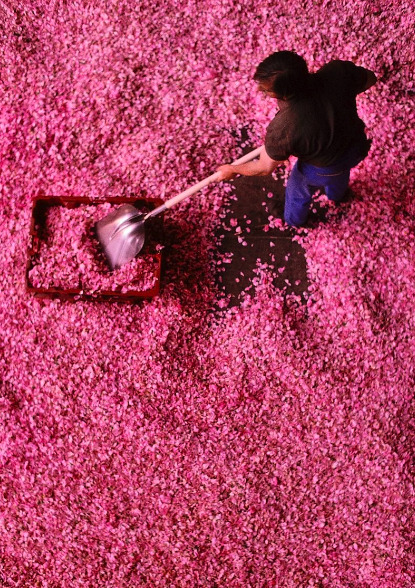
top-left (284, 141), bottom-right (370, 226)
top-left (321, 170), bottom-right (351, 202)
top-left (312, 141), bottom-right (370, 201)
top-left (284, 162), bottom-right (314, 227)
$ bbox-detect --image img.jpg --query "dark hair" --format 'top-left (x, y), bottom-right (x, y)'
top-left (253, 51), bottom-right (309, 100)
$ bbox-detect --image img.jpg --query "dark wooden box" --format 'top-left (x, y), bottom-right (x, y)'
top-left (26, 195), bottom-right (164, 302)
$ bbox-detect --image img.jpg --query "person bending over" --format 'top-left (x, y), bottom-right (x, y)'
top-left (217, 51), bottom-right (377, 227)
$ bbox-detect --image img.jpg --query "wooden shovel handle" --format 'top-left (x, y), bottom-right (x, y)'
top-left (164, 146), bottom-right (263, 210)
top-left (144, 146), bottom-right (263, 220)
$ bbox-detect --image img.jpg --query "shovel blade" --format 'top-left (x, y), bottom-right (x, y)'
top-left (95, 204), bottom-right (146, 270)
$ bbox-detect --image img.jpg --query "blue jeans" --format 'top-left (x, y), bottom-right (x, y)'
top-left (284, 142), bottom-right (370, 226)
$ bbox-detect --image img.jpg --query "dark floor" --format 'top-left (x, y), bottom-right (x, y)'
top-left (214, 171), bottom-right (332, 306)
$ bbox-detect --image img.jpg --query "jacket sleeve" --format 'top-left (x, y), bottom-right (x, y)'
top-left (264, 113), bottom-right (292, 161)
top-left (337, 60), bottom-right (373, 95)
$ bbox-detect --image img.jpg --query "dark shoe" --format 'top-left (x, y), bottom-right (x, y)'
top-left (340, 187), bottom-right (356, 202)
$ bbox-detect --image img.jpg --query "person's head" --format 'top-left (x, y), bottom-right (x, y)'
top-left (254, 51), bottom-right (309, 100)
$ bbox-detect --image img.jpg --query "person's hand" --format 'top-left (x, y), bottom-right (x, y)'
top-left (216, 165), bottom-right (237, 181)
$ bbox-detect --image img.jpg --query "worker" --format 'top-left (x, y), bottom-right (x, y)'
top-left (217, 51), bottom-right (377, 227)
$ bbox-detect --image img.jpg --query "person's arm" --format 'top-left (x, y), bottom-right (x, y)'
top-left (361, 69), bottom-right (377, 91)
top-left (353, 66), bottom-right (377, 93)
top-left (217, 146), bottom-right (282, 181)
top-left (336, 61), bottom-right (377, 94)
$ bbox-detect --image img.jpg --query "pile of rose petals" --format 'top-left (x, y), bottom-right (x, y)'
top-left (0, 1), bottom-right (414, 586)
top-left (27, 203), bottom-right (159, 294)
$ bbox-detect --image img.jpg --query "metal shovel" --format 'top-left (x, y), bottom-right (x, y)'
top-left (95, 146), bottom-right (263, 270)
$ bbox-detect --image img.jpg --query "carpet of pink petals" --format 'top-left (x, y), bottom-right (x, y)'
top-left (0, 0), bottom-right (414, 586)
